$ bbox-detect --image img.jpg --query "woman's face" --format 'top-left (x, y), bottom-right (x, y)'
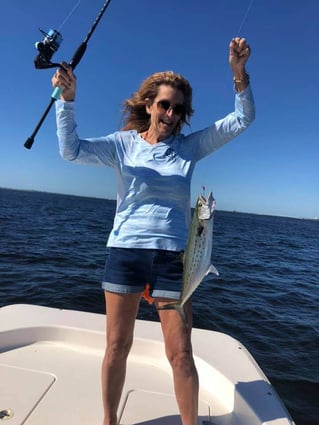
top-left (146, 84), bottom-right (184, 141)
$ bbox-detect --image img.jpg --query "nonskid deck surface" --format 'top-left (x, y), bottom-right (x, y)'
top-left (0, 328), bottom-right (219, 424)
top-left (0, 304), bottom-right (294, 425)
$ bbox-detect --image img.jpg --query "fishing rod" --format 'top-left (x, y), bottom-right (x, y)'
top-left (24, 0), bottom-right (112, 150)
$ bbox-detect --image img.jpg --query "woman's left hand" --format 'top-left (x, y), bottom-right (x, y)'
top-left (229, 37), bottom-right (251, 75)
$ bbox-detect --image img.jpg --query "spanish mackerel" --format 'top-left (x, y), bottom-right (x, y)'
top-left (159, 192), bottom-right (219, 324)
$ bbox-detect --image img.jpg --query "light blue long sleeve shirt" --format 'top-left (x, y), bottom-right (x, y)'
top-left (56, 85), bottom-right (255, 251)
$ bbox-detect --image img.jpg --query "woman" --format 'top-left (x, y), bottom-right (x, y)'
top-left (52, 37), bottom-right (255, 425)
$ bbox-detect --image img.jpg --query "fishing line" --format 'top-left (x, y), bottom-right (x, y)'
top-left (236, 0), bottom-right (254, 35)
top-left (58, 0), bottom-right (81, 31)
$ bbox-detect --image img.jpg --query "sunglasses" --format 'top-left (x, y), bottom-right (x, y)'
top-left (156, 100), bottom-right (185, 116)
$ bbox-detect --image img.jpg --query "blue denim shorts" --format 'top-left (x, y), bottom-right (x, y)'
top-left (102, 247), bottom-right (183, 300)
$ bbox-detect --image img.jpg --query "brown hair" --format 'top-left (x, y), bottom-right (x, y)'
top-left (121, 71), bottom-right (194, 135)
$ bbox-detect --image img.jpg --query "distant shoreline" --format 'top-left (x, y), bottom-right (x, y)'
top-left (1, 187), bottom-right (317, 221)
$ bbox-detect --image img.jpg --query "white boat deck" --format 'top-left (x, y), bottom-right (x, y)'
top-left (0, 304), bottom-right (294, 425)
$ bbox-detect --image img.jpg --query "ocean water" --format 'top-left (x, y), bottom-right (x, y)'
top-left (1, 188), bottom-right (318, 425)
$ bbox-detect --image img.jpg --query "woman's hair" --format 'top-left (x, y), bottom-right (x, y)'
top-left (121, 71), bottom-right (194, 135)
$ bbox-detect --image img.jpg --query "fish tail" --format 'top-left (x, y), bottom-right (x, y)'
top-left (157, 302), bottom-right (188, 327)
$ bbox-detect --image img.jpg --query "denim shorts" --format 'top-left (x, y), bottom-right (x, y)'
top-left (102, 247), bottom-right (183, 300)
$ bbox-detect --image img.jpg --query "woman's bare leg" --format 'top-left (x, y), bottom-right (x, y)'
top-left (156, 300), bottom-right (199, 425)
top-left (102, 291), bottom-right (141, 425)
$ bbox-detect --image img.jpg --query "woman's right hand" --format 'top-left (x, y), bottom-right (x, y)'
top-left (51, 62), bottom-right (76, 101)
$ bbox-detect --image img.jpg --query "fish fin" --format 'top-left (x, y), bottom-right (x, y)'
top-left (157, 302), bottom-right (188, 328)
top-left (206, 264), bottom-right (219, 276)
top-left (181, 251), bottom-right (186, 264)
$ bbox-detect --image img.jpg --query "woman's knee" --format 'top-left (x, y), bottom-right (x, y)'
top-left (167, 349), bottom-right (196, 375)
top-left (105, 337), bottom-right (133, 364)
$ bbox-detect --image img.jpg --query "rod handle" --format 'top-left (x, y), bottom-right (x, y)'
top-left (24, 97), bottom-right (56, 150)
top-left (51, 86), bottom-right (62, 100)
top-left (51, 42), bottom-right (87, 100)
top-left (69, 42), bottom-right (87, 70)
top-left (24, 137), bottom-right (35, 150)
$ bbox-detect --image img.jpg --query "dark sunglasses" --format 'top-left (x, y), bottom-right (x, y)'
top-left (156, 100), bottom-right (185, 116)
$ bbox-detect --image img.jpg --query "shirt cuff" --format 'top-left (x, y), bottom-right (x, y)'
top-left (234, 83), bottom-right (252, 98)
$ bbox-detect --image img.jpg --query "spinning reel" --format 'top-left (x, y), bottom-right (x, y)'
top-left (34, 28), bottom-right (63, 69)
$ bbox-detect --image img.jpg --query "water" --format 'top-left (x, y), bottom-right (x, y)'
top-left (1, 188), bottom-right (318, 424)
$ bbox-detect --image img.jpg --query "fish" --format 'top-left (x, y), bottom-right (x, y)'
top-left (158, 191), bottom-right (219, 325)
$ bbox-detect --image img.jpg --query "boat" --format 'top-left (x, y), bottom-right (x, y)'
top-left (0, 304), bottom-right (295, 425)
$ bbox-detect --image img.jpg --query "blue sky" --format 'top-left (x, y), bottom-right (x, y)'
top-left (1, 0), bottom-right (318, 219)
